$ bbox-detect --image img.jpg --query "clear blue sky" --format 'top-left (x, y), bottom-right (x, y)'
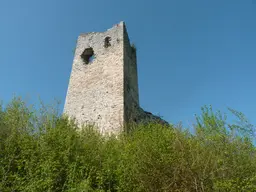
top-left (0, 0), bottom-right (256, 127)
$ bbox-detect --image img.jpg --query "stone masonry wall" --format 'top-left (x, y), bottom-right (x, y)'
top-left (64, 22), bottom-right (168, 135)
top-left (123, 23), bottom-right (140, 125)
top-left (64, 22), bottom-right (125, 135)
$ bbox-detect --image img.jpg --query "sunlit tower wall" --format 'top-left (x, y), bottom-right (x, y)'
top-left (64, 22), bottom-right (140, 135)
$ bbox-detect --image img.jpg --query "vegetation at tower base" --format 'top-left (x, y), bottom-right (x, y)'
top-left (1, 97), bottom-right (256, 192)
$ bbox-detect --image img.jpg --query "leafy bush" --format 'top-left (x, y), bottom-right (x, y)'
top-left (1, 98), bottom-right (256, 191)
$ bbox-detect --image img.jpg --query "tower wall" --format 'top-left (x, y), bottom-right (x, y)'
top-left (64, 23), bottom-right (126, 134)
top-left (64, 22), bottom-right (168, 135)
top-left (123, 25), bottom-right (140, 124)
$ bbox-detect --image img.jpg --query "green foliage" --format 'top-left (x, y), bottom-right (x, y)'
top-left (131, 43), bottom-right (137, 54)
top-left (1, 98), bottom-right (256, 191)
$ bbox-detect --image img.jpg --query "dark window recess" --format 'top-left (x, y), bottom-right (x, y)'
top-left (104, 36), bottom-right (111, 48)
top-left (81, 47), bottom-right (94, 64)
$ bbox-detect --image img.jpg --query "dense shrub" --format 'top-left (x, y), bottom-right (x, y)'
top-left (1, 97), bottom-right (256, 191)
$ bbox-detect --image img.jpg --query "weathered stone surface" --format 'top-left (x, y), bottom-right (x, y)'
top-left (64, 21), bottom-right (168, 135)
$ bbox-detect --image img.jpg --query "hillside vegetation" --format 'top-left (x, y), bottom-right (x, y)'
top-left (1, 97), bottom-right (256, 192)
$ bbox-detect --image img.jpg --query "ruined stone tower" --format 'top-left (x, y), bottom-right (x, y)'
top-left (64, 21), bottom-right (166, 135)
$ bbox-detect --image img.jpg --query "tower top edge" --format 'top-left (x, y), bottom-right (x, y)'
top-left (79, 21), bottom-right (125, 37)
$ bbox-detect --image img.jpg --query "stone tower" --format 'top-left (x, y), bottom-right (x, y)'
top-left (64, 21), bottom-right (167, 135)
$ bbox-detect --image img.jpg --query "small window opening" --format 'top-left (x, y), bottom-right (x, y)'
top-left (104, 36), bottom-right (111, 48)
top-left (81, 47), bottom-right (94, 64)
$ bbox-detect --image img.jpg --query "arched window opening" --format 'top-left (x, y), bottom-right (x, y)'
top-left (104, 36), bottom-right (111, 48)
top-left (81, 47), bottom-right (94, 64)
